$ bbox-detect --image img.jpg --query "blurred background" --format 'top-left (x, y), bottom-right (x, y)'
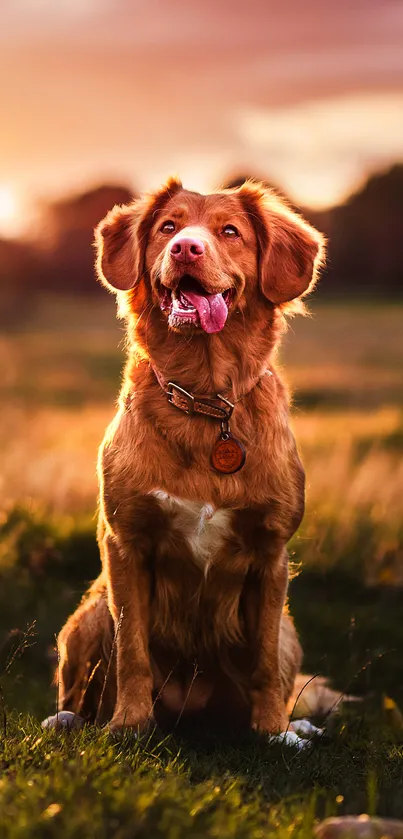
top-left (0, 0), bottom-right (402, 717)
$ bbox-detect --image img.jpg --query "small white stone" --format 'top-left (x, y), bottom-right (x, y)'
top-left (315, 816), bottom-right (403, 838)
top-left (42, 711), bottom-right (84, 730)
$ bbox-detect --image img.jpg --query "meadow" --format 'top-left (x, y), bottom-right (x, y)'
top-left (0, 295), bottom-right (402, 836)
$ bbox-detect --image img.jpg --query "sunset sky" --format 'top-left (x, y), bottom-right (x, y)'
top-left (0, 0), bottom-right (403, 235)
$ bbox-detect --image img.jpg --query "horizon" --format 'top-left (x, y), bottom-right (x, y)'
top-left (0, 155), bottom-right (401, 242)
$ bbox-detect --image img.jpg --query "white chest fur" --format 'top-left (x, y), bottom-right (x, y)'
top-left (150, 490), bottom-right (232, 573)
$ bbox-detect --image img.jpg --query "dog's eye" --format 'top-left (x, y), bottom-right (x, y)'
top-left (160, 220), bottom-right (176, 234)
top-left (222, 224), bottom-right (239, 238)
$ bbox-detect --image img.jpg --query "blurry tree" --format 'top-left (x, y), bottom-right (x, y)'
top-left (0, 238), bottom-right (42, 323)
top-left (39, 184), bottom-right (134, 295)
top-left (0, 184), bottom-right (135, 323)
top-left (1, 167), bottom-right (402, 324)
top-left (319, 164), bottom-right (403, 297)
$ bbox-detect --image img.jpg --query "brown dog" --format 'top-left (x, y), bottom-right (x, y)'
top-left (47, 177), bottom-right (325, 737)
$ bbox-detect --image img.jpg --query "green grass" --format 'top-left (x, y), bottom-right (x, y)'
top-left (0, 711), bottom-right (402, 838)
top-left (1, 505), bottom-right (403, 711)
top-left (1, 507), bottom-right (403, 837)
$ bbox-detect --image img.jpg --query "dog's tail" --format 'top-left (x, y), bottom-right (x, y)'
top-left (287, 673), bottom-right (361, 720)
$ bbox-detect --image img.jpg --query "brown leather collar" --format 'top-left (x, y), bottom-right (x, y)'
top-left (151, 365), bottom-right (272, 422)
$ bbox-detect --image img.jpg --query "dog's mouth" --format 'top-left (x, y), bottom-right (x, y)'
top-left (159, 276), bottom-right (232, 334)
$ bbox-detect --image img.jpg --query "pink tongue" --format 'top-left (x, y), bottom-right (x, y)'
top-left (182, 290), bottom-right (228, 334)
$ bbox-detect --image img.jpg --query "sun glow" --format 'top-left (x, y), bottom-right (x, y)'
top-left (0, 186), bottom-right (26, 238)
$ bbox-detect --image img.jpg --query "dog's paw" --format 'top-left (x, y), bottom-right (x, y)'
top-left (288, 719), bottom-right (324, 739)
top-left (42, 711), bottom-right (85, 731)
top-left (108, 714), bottom-right (155, 739)
top-left (269, 719), bottom-right (323, 750)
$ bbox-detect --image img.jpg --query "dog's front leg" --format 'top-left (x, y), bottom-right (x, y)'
top-left (249, 547), bottom-right (289, 734)
top-left (102, 533), bottom-right (154, 733)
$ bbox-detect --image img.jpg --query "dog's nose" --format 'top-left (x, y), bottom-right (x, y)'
top-left (170, 237), bottom-right (205, 263)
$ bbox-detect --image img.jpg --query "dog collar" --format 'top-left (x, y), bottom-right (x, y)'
top-left (150, 365), bottom-right (272, 474)
top-left (151, 365), bottom-right (272, 421)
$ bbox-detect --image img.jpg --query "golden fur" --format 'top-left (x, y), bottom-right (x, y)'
top-left (56, 178), bottom-right (325, 733)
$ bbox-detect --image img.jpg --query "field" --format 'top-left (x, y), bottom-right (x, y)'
top-left (0, 296), bottom-right (403, 836)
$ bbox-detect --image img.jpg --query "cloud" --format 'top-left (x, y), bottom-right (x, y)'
top-left (0, 0), bottom-right (403, 208)
top-left (235, 93), bottom-right (403, 207)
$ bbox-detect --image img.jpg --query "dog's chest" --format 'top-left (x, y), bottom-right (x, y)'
top-left (150, 490), bottom-right (232, 572)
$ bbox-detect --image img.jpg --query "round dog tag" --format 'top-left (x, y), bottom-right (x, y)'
top-left (211, 433), bottom-right (246, 474)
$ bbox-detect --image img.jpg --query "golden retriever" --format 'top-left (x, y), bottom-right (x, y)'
top-left (44, 177), bottom-right (325, 739)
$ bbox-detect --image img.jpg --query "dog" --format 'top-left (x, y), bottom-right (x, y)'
top-left (43, 177), bottom-right (325, 740)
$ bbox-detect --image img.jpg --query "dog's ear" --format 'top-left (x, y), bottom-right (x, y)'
top-left (95, 203), bottom-right (138, 291)
top-left (239, 183), bottom-right (325, 304)
top-left (95, 176), bottom-right (183, 292)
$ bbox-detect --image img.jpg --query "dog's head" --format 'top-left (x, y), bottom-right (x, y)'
top-left (95, 177), bottom-right (325, 336)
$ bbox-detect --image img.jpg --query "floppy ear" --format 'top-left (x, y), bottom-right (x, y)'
top-left (95, 176), bottom-right (183, 292)
top-left (239, 184), bottom-right (325, 304)
top-left (95, 203), bottom-right (139, 291)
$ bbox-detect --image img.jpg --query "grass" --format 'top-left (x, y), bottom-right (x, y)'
top-left (1, 295), bottom-right (403, 835)
top-left (0, 712), bottom-right (403, 838)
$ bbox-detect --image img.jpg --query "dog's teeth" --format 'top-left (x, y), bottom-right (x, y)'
top-left (172, 298), bottom-right (196, 315)
top-left (179, 292), bottom-right (193, 309)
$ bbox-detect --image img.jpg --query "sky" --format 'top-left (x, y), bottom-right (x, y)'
top-left (0, 0), bottom-right (403, 235)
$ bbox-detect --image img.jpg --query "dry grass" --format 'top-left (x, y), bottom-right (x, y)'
top-left (0, 403), bottom-right (109, 514)
top-left (294, 409), bottom-right (403, 581)
top-left (1, 296), bottom-right (402, 581)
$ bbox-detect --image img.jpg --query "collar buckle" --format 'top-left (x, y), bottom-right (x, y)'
top-left (167, 382), bottom-right (195, 415)
top-left (167, 383), bottom-right (235, 421)
top-left (215, 393), bottom-right (234, 421)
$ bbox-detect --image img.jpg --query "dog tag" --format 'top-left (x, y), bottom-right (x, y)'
top-left (211, 425), bottom-right (246, 474)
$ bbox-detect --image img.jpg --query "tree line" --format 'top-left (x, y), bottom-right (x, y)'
top-left (1, 165), bottom-right (402, 322)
